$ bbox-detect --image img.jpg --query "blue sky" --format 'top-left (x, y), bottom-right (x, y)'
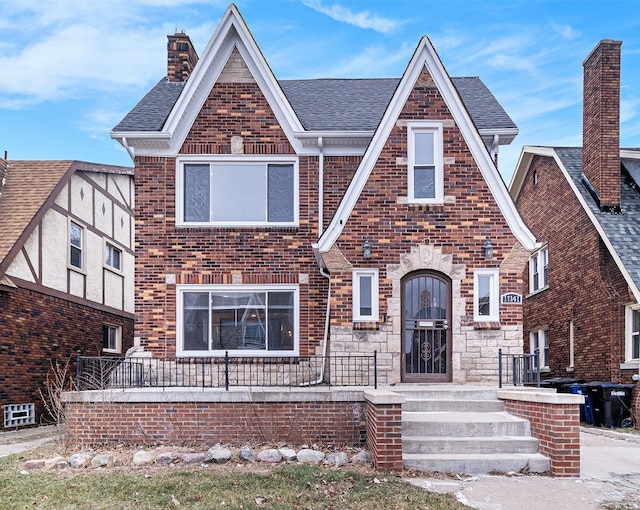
top-left (1, 0), bottom-right (639, 182)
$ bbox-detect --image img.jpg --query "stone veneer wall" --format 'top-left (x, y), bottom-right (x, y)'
top-left (329, 244), bottom-right (524, 385)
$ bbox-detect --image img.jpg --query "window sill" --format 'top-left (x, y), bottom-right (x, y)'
top-left (620, 361), bottom-right (640, 370)
top-left (353, 322), bottom-right (380, 331)
top-left (104, 265), bottom-right (124, 277)
top-left (473, 321), bottom-right (501, 330)
top-left (526, 286), bottom-right (549, 298)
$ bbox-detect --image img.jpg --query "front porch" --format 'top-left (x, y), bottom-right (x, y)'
top-left (61, 382), bottom-right (583, 477)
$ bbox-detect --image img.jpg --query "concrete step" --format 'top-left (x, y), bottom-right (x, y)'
top-left (402, 411), bottom-right (531, 437)
top-left (403, 398), bottom-right (505, 413)
top-left (403, 452), bottom-right (551, 474)
top-left (392, 385), bottom-right (500, 401)
top-left (402, 435), bottom-right (540, 455)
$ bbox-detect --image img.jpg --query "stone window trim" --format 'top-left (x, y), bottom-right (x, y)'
top-left (175, 283), bottom-right (300, 357)
top-left (175, 155), bottom-right (299, 228)
top-left (352, 268), bottom-right (379, 322)
top-left (406, 121), bottom-right (444, 205)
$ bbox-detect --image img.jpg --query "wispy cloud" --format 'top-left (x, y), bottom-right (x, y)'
top-left (550, 21), bottom-right (580, 40)
top-left (300, 0), bottom-right (402, 35)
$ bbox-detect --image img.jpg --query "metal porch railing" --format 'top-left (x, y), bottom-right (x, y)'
top-left (498, 348), bottom-right (540, 388)
top-left (75, 351), bottom-right (378, 391)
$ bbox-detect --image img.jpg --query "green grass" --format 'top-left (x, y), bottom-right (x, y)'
top-left (0, 452), bottom-right (469, 509)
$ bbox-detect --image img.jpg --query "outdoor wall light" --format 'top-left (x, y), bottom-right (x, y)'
top-left (363, 239), bottom-right (372, 259)
top-left (483, 237), bottom-right (494, 259)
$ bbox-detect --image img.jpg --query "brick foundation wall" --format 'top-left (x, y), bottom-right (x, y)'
top-left (499, 390), bottom-right (582, 477)
top-left (63, 389), bottom-right (367, 447)
top-left (0, 287), bottom-right (133, 427)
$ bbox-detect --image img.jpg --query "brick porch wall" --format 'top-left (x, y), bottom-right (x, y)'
top-left (499, 389), bottom-right (583, 477)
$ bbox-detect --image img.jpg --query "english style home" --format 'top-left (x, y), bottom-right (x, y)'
top-left (0, 157), bottom-right (134, 428)
top-left (109, 5), bottom-right (537, 384)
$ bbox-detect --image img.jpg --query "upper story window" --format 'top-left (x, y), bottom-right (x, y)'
top-left (105, 243), bottom-right (122, 271)
top-left (473, 269), bottom-right (499, 322)
top-left (530, 328), bottom-right (550, 369)
top-left (69, 221), bottom-right (83, 270)
top-left (177, 284), bottom-right (298, 357)
top-left (529, 246), bottom-right (549, 293)
top-left (625, 307), bottom-right (640, 361)
top-left (176, 157), bottom-right (298, 227)
top-left (407, 121), bottom-right (443, 204)
top-left (353, 269), bottom-right (379, 322)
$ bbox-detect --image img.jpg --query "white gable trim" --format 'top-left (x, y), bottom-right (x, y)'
top-left (516, 146), bottom-right (640, 303)
top-left (136, 5), bottom-right (304, 157)
top-left (317, 36), bottom-right (537, 253)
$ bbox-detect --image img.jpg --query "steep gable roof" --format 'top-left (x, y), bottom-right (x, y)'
top-left (0, 160), bottom-right (133, 277)
top-left (511, 146), bottom-right (640, 302)
top-left (315, 36), bottom-right (536, 254)
top-left (111, 5), bottom-right (517, 157)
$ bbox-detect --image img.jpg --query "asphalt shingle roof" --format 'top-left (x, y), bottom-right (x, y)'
top-left (113, 76), bottom-right (516, 134)
top-left (554, 147), bottom-right (640, 292)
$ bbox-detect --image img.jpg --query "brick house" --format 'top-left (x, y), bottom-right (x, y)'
top-left (109, 4), bottom-right (537, 385)
top-left (510, 40), bottom-right (640, 384)
top-left (0, 158), bottom-right (134, 428)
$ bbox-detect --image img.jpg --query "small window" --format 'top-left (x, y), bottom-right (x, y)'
top-left (474, 269), bottom-right (499, 322)
top-left (625, 307), bottom-right (640, 361)
top-left (353, 269), bottom-right (379, 322)
top-left (529, 246), bottom-right (549, 293)
top-left (105, 243), bottom-right (122, 271)
top-left (69, 221), bottom-right (83, 269)
top-left (102, 324), bottom-right (122, 353)
top-left (530, 328), bottom-right (550, 368)
top-left (407, 122), bottom-right (443, 204)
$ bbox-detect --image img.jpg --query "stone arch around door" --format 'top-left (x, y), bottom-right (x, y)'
top-left (387, 244), bottom-right (466, 383)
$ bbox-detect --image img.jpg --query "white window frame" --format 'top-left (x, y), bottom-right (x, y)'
top-left (473, 269), bottom-right (499, 322)
top-left (530, 328), bottom-right (550, 369)
top-left (104, 241), bottom-right (123, 273)
top-left (176, 284), bottom-right (299, 357)
top-left (625, 306), bottom-right (640, 362)
top-left (407, 121), bottom-right (444, 204)
top-left (68, 220), bottom-right (84, 271)
top-left (102, 324), bottom-right (122, 354)
top-left (175, 155), bottom-right (299, 227)
top-left (353, 269), bottom-right (379, 322)
top-left (529, 246), bottom-right (549, 294)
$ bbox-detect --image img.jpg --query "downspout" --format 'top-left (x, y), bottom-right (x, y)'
top-left (302, 245), bottom-right (331, 386)
top-left (318, 136), bottom-right (324, 237)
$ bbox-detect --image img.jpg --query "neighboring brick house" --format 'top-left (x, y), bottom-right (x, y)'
top-left (0, 158), bottom-right (135, 427)
top-left (111, 4), bottom-right (537, 385)
top-left (510, 40), bottom-right (640, 383)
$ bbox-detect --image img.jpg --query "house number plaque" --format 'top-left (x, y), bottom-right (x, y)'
top-left (501, 293), bottom-right (522, 305)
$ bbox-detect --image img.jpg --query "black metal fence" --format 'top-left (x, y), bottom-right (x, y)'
top-left (76, 351), bottom-right (378, 391)
top-left (498, 348), bottom-right (540, 388)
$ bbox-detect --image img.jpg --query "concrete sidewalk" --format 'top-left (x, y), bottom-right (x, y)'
top-left (408, 428), bottom-right (640, 509)
top-left (0, 425), bottom-right (59, 458)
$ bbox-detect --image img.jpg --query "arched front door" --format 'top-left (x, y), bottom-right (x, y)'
top-left (402, 271), bottom-right (451, 382)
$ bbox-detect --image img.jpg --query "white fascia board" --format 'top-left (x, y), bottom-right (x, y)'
top-left (548, 148), bottom-right (640, 303)
top-left (509, 146), bottom-right (556, 200)
top-left (161, 5), bottom-right (304, 156)
top-left (620, 149), bottom-right (640, 160)
top-left (479, 127), bottom-right (519, 145)
top-left (318, 36), bottom-right (537, 253)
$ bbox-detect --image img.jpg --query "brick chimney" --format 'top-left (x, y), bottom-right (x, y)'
top-left (167, 31), bottom-right (199, 82)
top-left (582, 39), bottom-right (622, 212)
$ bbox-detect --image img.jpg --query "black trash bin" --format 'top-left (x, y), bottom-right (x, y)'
top-left (609, 384), bottom-right (635, 428)
top-left (539, 377), bottom-right (585, 391)
top-left (567, 383), bottom-right (594, 424)
top-left (587, 382), bottom-right (633, 428)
